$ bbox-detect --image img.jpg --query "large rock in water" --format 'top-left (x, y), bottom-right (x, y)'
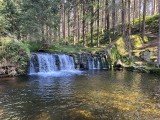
top-left (79, 62), bottom-right (86, 70)
top-left (113, 60), bottom-right (123, 71)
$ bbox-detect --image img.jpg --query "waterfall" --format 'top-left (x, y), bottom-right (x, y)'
top-left (58, 54), bottom-right (75, 70)
top-left (87, 57), bottom-right (101, 70)
top-left (29, 53), bottom-right (75, 74)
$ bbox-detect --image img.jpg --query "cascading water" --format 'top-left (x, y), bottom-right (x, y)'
top-left (58, 54), bottom-right (75, 70)
top-left (87, 57), bottom-right (101, 70)
top-left (29, 53), bottom-right (76, 74)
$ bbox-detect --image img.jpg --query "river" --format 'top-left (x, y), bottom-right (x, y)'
top-left (0, 70), bottom-right (160, 120)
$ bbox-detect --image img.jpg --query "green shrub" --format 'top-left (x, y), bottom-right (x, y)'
top-left (5, 41), bottom-right (30, 74)
top-left (26, 41), bottom-right (41, 52)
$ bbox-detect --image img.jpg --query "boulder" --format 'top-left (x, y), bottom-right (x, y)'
top-left (113, 60), bottom-right (123, 71)
top-left (8, 67), bottom-right (17, 76)
top-left (0, 68), bottom-right (6, 75)
top-left (79, 62), bottom-right (86, 70)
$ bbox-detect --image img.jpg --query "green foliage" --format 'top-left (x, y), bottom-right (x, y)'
top-left (107, 47), bottom-right (134, 66)
top-left (108, 47), bottom-right (121, 64)
top-left (115, 35), bottom-right (149, 56)
top-left (115, 37), bottom-right (128, 56)
top-left (4, 41), bottom-right (30, 74)
top-left (145, 15), bottom-right (159, 33)
top-left (145, 67), bottom-right (160, 75)
top-left (131, 15), bottom-right (159, 34)
top-left (101, 29), bottom-right (120, 44)
top-left (131, 35), bottom-right (148, 49)
top-left (26, 41), bottom-right (41, 52)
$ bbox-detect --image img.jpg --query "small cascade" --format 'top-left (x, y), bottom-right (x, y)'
top-left (58, 54), bottom-right (75, 70)
top-left (87, 57), bottom-right (101, 70)
top-left (29, 58), bottom-right (35, 73)
top-left (37, 54), bottom-right (57, 72)
top-left (29, 53), bottom-right (75, 74)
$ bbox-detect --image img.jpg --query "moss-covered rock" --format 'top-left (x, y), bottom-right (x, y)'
top-left (1, 41), bottom-right (30, 75)
top-left (146, 67), bottom-right (160, 75)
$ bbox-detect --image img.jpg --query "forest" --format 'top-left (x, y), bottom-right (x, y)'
top-left (0, 0), bottom-right (160, 75)
top-left (1, 1), bottom-right (160, 120)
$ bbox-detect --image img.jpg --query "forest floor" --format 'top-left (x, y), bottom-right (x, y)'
top-left (138, 39), bottom-right (158, 49)
top-left (138, 31), bottom-right (158, 49)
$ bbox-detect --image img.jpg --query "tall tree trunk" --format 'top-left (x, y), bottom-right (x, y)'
top-left (128, 0), bottom-right (132, 58)
top-left (86, 21), bottom-right (89, 45)
top-left (122, 0), bottom-right (126, 45)
top-left (142, 0), bottom-right (146, 43)
top-left (156, 0), bottom-right (159, 14)
top-left (46, 24), bottom-right (49, 43)
top-left (62, 2), bottom-right (66, 41)
top-left (133, 0), bottom-right (136, 26)
top-left (58, 13), bottom-right (61, 43)
top-left (58, 24), bottom-right (60, 42)
top-left (49, 12), bottom-right (52, 42)
top-left (101, 0), bottom-right (105, 29)
top-left (73, 4), bottom-right (77, 45)
top-left (139, 0), bottom-right (141, 32)
top-left (41, 25), bottom-right (45, 42)
top-left (67, 9), bottom-right (70, 44)
top-left (82, 0), bottom-right (86, 46)
top-left (158, 0), bottom-right (160, 67)
top-left (112, 0), bottom-right (116, 36)
top-left (105, 0), bottom-right (109, 30)
top-left (77, 8), bottom-right (80, 44)
top-left (90, 0), bottom-right (94, 47)
top-left (152, 0), bottom-right (156, 15)
top-left (97, 0), bottom-right (100, 47)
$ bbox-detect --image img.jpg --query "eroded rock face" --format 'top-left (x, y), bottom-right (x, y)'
top-left (0, 66), bottom-right (17, 76)
top-left (0, 68), bottom-right (6, 75)
top-left (0, 58), bottom-right (18, 76)
top-left (8, 67), bottom-right (17, 76)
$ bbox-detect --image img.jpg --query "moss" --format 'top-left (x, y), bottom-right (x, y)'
top-left (46, 43), bottom-right (106, 54)
top-left (115, 35), bottom-right (151, 57)
top-left (145, 67), bottom-right (160, 75)
top-left (115, 37), bottom-right (128, 56)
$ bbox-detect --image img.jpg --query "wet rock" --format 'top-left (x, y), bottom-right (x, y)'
top-left (157, 104), bottom-right (160, 109)
top-left (8, 67), bottom-right (17, 76)
top-left (113, 60), bottom-right (123, 71)
top-left (80, 62), bottom-right (86, 70)
top-left (0, 68), bottom-right (6, 75)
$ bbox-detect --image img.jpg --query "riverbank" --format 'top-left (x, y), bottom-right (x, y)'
top-left (125, 66), bottom-right (160, 75)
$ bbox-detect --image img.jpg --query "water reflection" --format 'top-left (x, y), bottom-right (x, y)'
top-left (0, 70), bottom-right (160, 120)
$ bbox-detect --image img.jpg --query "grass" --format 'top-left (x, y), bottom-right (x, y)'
top-left (47, 43), bottom-right (107, 54)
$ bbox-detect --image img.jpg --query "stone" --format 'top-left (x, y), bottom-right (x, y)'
top-left (79, 62), bottom-right (85, 70)
top-left (8, 67), bottom-right (17, 76)
top-left (113, 60), bottom-right (123, 71)
top-left (0, 68), bottom-right (6, 75)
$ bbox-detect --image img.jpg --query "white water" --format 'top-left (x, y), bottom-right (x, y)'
top-left (29, 53), bottom-right (79, 75)
top-left (87, 57), bottom-right (101, 70)
top-left (58, 54), bottom-right (75, 70)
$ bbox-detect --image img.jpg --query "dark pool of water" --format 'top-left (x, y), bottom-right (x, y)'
top-left (0, 70), bottom-right (160, 120)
